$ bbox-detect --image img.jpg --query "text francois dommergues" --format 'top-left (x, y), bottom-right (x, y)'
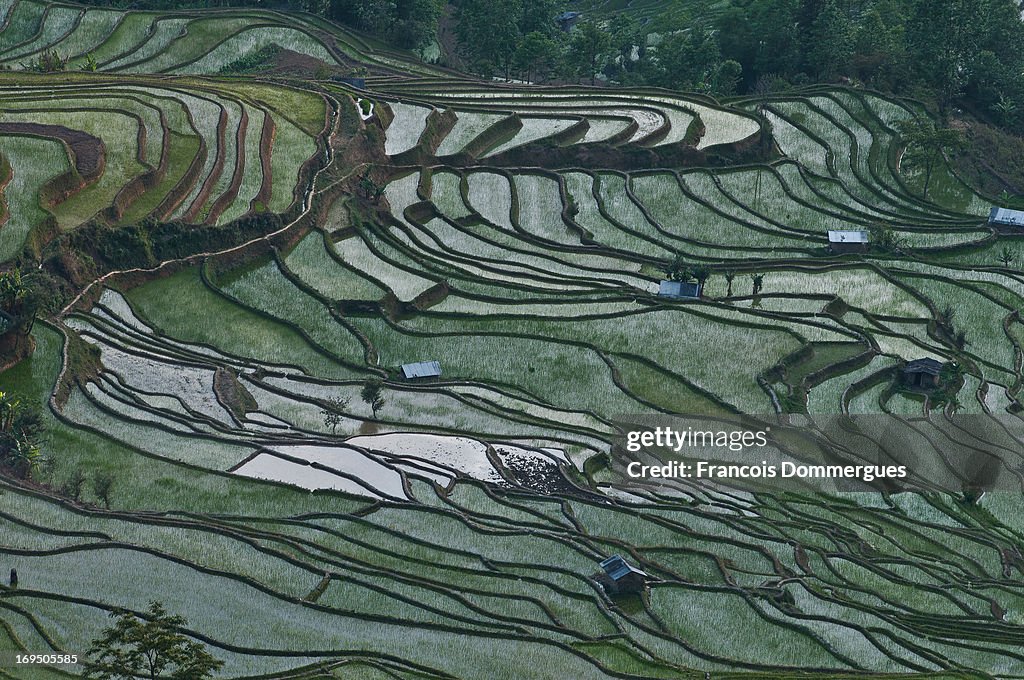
top-left (624, 426), bottom-right (907, 482)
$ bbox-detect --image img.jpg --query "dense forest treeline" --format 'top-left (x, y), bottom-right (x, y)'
top-left (55, 0), bottom-right (1024, 133)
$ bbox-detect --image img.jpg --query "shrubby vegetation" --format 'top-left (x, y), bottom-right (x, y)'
top-left (0, 390), bottom-right (43, 479)
top-left (84, 601), bottom-right (223, 679)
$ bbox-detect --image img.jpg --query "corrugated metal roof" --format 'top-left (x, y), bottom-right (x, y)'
top-left (904, 358), bottom-right (944, 375)
top-left (827, 230), bottom-right (869, 243)
top-left (401, 361), bottom-right (441, 379)
top-left (600, 554), bottom-right (647, 581)
top-left (658, 280), bottom-right (701, 299)
top-left (989, 207), bottom-right (1024, 226)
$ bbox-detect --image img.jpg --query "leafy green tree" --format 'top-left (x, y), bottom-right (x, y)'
top-left (0, 391), bottom-right (43, 479)
top-left (724, 271), bottom-right (737, 297)
top-left (0, 268), bottom-right (26, 311)
top-left (456, 0), bottom-right (524, 78)
top-left (850, 7), bottom-right (906, 85)
top-left (514, 32), bottom-right (560, 83)
top-left (60, 469), bottom-right (87, 501)
top-left (93, 471), bottom-right (115, 508)
top-left (320, 396), bottom-right (350, 435)
top-left (751, 273), bottom-right (765, 296)
top-left (519, 0), bottom-right (561, 37)
top-left (691, 266), bottom-right (711, 289)
top-left (390, 0), bottom-right (441, 50)
top-left (999, 246), bottom-right (1015, 267)
top-left (568, 20), bottom-right (612, 85)
top-left (361, 379), bottom-right (385, 419)
top-left (655, 26), bottom-right (721, 91)
top-left (713, 60), bottom-right (743, 96)
top-left (869, 222), bottom-right (902, 253)
top-left (804, 0), bottom-right (854, 79)
top-left (895, 118), bottom-right (966, 198)
top-left (992, 94), bottom-right (1018, 127)
top-left (906, 0), bottom-right (981, 112)
top-left (607, 13), bottom-right (644, 77)
top-left (34, 50), bottom-right (68, 72)
top-left (716, 0), bottom-right (800, 88)
top-left (83, 602), bottom-right (222, 679)
top-left (664, 254), bottom-right (693, 283)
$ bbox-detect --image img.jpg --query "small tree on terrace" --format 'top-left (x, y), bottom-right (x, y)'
top-left (750, 273), bottom-right (765, 296)
top-left (664, 254), bottom-right (693, 283)
top-left (692, 266), bottom-right (711, 290)
top-left (869, 222), bottom-right (902, 254)
top-left (83, 601), bottom-right (222, 679)
top-left (93, 471), bottom-right (115, 508)
top-left (320, 396), bottom-right (350, 435)
top-left (361, 379), bottom-right (385, 419)
top-left (724, 270), bottom-right (736, 297)
top-left (1000, 246), bottom-right (1015, 268)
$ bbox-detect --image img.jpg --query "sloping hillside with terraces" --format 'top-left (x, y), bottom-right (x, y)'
top-left (1, 2), bottom-right (1023, 678)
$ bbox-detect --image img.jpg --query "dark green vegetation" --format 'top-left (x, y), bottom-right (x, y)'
top-left (3, 0), bottom-right (1024, 678)
top-left (83, 602), bottom-right (223, 679)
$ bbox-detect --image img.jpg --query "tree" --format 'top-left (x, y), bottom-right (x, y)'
top-left (992, 94), bottom-right (1018, 127)
top-left (519, 0), bottom-right (561, 38)
top-left (869, 222), bottom-right (902, 253)
top-left (850, 7), bottom-right (904, 84)
top-left (60, 469), bottom-right (87, 501)
top-left (692, 266), bottom-right (711, 290)
top-left (895, 118), bottom-right (965, 199)
top-left (0, 268), bottom-right (27, 312)
top-left (724, 271), bottom-right (737, 297)
top-left (716, 0), bottom-right (800, 89)
top-left (514, 32), bottom-right (559, 83)
top-left (358, 171), bottom-right (385, 202)
top-left (456, 0), bottom-right (524, 78)
top-left (568, 20), bottom-right (612, 85)
top-left (1000, 246), bottom-right (1015, 268)
top-left (93, 471), bottom-right (115, 508)
top-left (664, 254), bottom-right (693, 283)
top-left (342, 0), bottom-right (439, 51)
top-left (83, 601), bottom-right (222, 679)
top-left (654, 26), bottom-right (721, 91)
top-left (389, 0), bottom-right (441, 51)
top-left (713, 60), bottom-right (743, 96)
top-left (33, 50), bottom-right (68, 72)
top-left (938, 305), bottom-right (955, 331)
top-left (804, 0), bottom-right (854, 79)
top-left (906, 0), bottom-right (981, 113)
top-left (360, 380), bottom-right (385, 419)
top-left (751, 273), bottom-right (765, 296)
top-left (320, 396), bottom-right (349, 435)
top-left (0, 391), bottom-right (43, 479)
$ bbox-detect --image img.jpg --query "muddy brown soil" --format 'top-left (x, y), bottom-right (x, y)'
top-left (0, 122), bottom-right (104, 178)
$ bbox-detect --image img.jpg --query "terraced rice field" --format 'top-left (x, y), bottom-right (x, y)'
top-left (0, 77), bottom-right (329, 244)
top-left (1, 3), bottom-right (1023, 679)
top-left (0, 0), bottom-right (448, 75)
